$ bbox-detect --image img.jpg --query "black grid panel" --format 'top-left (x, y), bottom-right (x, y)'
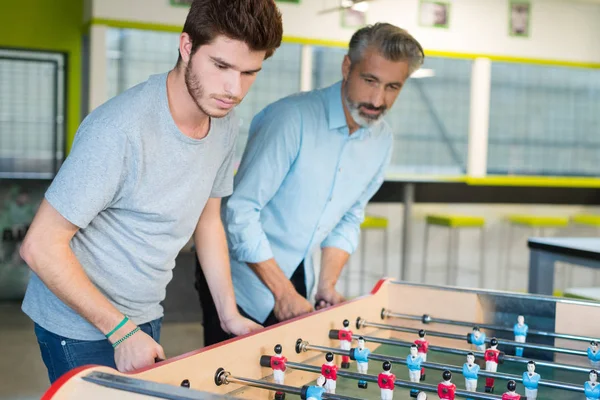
top-left (312, 48), bottom-right (472, 175)
top-left (0, 49), bottom-right (65, 179)
top-left (488, 63), bottom-right (600, 176)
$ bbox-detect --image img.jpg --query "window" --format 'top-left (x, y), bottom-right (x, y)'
top-left (0, 48), bottom-right (66, 179)
top-left (488, 63), bottom-right (600, 176)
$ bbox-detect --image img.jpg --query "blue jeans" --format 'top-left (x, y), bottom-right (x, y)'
top-left (34, 318), bottom-right (162, 383)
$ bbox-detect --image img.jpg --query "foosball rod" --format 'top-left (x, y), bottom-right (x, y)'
top-left (356, 318), bottom-right (587, 357)
top-left (214, 368), bottom-right (360, 400)
top-left (330, 332), bottom-right (591, 374)
top-left (298, 339), bottom-right (584, 393)
top-left (265, 353), bottom-right (503, 400)
top-left (382, 309), bottom-right (597, 343)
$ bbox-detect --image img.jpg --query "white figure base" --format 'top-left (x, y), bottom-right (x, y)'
top-left (380, 388), bottom-right (393, 400)
top-left (465, 378), bottom-right (477, 391)
top-left (273, 370), bottom-right (285, 385)
top-left (357, 362), bottom-right (368, 374)
top-left (525, 388), bottom-right (538, 399)
top-left (409, 370), bottom-right (420, 382)
top-left (324, 379), bottom-right (336, 394)
top-left (486, 361), bottom-right (498, 373)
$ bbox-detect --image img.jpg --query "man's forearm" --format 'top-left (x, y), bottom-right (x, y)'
top-left (247, 258), bottom-right (295, 300)
top-left (318, 246), bottom-right (350, 290)
top-left (195, 214), bottom-right (238, 321)
top-left (21, 240), bottom-right (125, 336)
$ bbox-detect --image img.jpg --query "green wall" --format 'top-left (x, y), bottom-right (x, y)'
top-left (0, 0), bottom-right (84, 152)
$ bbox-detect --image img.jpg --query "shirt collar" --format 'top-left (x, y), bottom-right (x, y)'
top-left (326, 81), bottom-right (348, 131)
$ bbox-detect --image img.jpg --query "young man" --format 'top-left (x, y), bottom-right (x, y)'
top-left (19, 0), bottom-right (283, 383)
top-left (196, 22), bottom-right (424, 346)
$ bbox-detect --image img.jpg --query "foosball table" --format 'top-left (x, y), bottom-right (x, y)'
top-left (43, 279), bottom-right (600, 400)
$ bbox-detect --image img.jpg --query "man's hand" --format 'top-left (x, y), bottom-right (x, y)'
top-left (113, 322), bottom-right (165, 372)
top-left (315, 285), bottom-right (346, 310)
top-left (273, 290), bottom-right (314, 321)
top-left (220, 313), bottom-right (263, 336)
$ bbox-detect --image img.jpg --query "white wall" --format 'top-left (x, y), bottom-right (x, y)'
top-left (89, 0), bottom-right (600, 63)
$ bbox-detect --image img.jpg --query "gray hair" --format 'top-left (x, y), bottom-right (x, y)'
top-left (348, 22), bottom-right (425, 75)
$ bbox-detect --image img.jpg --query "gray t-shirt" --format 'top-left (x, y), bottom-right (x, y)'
top-left (21, 72), bottom-right (237, 340)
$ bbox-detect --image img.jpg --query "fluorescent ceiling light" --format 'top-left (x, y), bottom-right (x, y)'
top-left (351, 1), bottom-right (369, 12)
top-left (411, 68), bottom-right (436, 78)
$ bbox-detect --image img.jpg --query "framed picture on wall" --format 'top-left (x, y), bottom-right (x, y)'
top-left (509, 1), bottom-right (531, 37)
top-left (341, 8), bottom-right (367, 28)
top-left (418, 1), bottom-right (450, 29)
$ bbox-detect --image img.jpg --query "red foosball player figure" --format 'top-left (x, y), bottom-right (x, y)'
top-left (437, 370), bottom-right (456, 400)
top-left (321, 352), bottom-right (338, 394)
top-left (415, 329), bottom-right (429, 381)
top-left (339, 319), bottom-right (353, 369)
top-left (271, 344), bottom-right (287, 400)
top-left (485, 338), bottom-right (501, 393)
top-left (378, 361), bottom-right (395, 400)
top-left (502, 380), bottom-right (521, 400)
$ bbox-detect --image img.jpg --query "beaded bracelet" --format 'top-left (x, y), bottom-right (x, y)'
top-left (112, 326), bottom-right (140, 348)
top-left (105, 316), bottom-right (129, 339)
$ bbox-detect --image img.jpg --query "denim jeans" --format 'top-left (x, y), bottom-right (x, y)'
top-left (34, 318), bottom-right (162, 383)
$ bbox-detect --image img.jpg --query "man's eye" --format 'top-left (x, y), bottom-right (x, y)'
top-left (216, 64), bottom-right (227, 70)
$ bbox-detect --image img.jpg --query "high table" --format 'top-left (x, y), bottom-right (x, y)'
top-left (527, 237), bottom-right (600, 295)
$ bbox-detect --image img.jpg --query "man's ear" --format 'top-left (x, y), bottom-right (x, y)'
top-left (342, 55), bottom-right (352, 81)
top-left (179, 33), bottom-right (193, 65)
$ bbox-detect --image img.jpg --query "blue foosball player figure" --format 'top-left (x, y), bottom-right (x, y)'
top-left (522, 361), bottom-right (540, 399)
top-left (302, 375), bottom-right (326, 400)
top-left (407, 345), bottom-right (424, 383)
top-left (585, 370), bottom-right (600, 400)
top-left (513, 315), bottom-right (528, 357)
top-left (588, 342), bottom-right (600, 369)
top-left (463, 352), bottom-right (480, 392)
top-left (469, 326), bottom-right (487, 352)
top-left (352, 336), bottom-right (371, 389)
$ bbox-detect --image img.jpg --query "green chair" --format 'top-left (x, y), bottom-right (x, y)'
top-left (563, 287), bottom-right (600, 301)
top-left (421, 214), bottom-right (486, 287)
top-left (356, 215), bottom-right (389, 294)
top-left (501, 214), bottom-right (569, 291)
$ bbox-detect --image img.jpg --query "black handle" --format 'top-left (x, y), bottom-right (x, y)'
top-left (260, 355), bottom-right (272, 368)
top-left (466, 333), bottom-right (473, 344)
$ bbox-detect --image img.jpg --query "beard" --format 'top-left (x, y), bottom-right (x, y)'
top-left (343, 83), bottom-right (387, 128)
top-left (184, 59), bottom-right (239, 118)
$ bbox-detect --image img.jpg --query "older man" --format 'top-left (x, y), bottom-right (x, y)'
top-left (196, 22), bottom-right (424, 345)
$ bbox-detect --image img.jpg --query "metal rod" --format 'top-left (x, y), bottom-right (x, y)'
top-left (284, 359), bottom-right (503, 400)
top-left (222, 372), bottom-right (360, 400)
top-left (341, 333), bottom-right (591, 374)
top-left (358, 319), bottom-right (588, 357)
top-left (383, 310), bottom-right (597, 343)
top-left (82, 371), bottom-right (229, 400)
top-left (296, 341), bottom-right (584, 393)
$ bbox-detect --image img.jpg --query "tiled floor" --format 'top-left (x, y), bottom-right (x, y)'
top-left (0, 302), bottom-right (204, 400)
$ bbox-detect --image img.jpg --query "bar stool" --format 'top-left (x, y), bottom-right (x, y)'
top-left (355, 215), bottom-right (389, 294)
top-left (421, 214), bottom-right (486, 287)
top-left (501, 214), bottom-right (569, 291)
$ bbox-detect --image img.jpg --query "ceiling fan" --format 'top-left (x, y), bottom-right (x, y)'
top-left (318, 0), bottom-right (377, 15)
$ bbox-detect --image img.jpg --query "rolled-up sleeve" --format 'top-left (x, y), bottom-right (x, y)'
top-left (321, 142), bottom-right (392, 254)
top-left (224, 104), bottom-right (302, 263)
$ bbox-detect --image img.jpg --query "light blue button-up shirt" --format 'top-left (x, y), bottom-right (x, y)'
top-left (223, 81), bottom-right (393, 323)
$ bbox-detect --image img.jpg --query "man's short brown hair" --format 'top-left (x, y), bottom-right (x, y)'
top-left (178, 0), bottom-right (283, 65)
